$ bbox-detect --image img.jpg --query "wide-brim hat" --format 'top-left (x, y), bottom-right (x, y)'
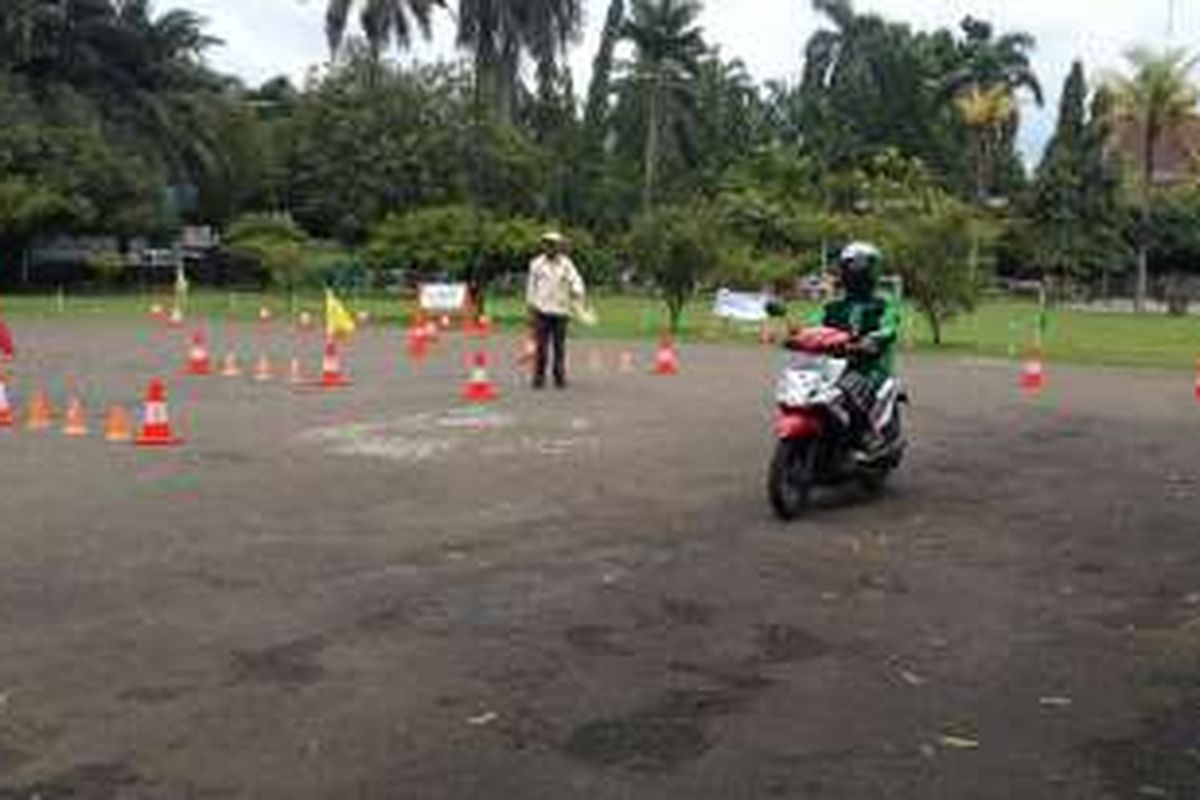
top-left (541, 231), bottom-right (567, 244)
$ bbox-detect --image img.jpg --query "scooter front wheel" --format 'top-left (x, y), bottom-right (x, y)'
top-left (768, 438), bottom-right (814, 520)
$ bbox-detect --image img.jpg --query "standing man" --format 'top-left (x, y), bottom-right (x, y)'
top-left (526, 231), bottom-right (586, 389)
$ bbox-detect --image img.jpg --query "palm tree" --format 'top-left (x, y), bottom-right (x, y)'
top-left (1108, 47), bottom-right (1200, 312)
top-left (944, 16), bottom-right (1042, 204)
top-left (955, 84), bottom-right (1015, 204)
top-left (456, 0), bottom-right (582, 124)
top-left (620, 0), bottom-right (706, 210)
top-left (583, 0), bottom-right (626, 140)
top-left (324, 0), bottom-right (441, 58)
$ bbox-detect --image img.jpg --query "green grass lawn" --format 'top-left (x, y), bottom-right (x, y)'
top-left (2, 288), bottom-right (1198, 370)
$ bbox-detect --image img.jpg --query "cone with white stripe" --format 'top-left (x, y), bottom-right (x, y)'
top-left (135, 378), bottom-right (182, 446)
top-left (1021, 347), bottom-right (1045, 393)
top-left (185, 330), bottom-right (211, 376)
top-left (461, 350), bottom-right (498, 403)
top-left (319, 338), bottom-right (351, 388)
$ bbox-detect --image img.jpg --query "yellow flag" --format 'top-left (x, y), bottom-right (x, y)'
top-left (325, 287), bottom-right (357, 339)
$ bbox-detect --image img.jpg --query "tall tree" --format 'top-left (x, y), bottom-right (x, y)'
top-left (944, 16), bottom-right (1043, 203)
top-left (620, 0), bottom-right (706, 210)
top-left (583, 0), bottom-right (626, 142)
top-left (799, 0), bottom-right (966, 185)
top-left (1108, 47), bottom-right (1199, 312)
top-left (456, 0), bottom-right (582, 124)
top-left (324, 0), bottom-right (440, 58)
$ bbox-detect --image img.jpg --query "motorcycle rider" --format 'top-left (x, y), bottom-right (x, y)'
top-left (819, 242), bottom-right (901, 458)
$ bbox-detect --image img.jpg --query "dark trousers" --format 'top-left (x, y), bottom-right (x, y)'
top-left (533, 312), bottom-right (569, 386)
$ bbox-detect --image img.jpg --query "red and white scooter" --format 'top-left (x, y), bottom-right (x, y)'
top-left (768, 326), bottom-right (907, 520)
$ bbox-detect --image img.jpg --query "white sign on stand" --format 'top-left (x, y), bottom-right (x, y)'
top-left (712, 288), bottom-right (769, 322)
top-left (419, 283), bottom-right (468, 313)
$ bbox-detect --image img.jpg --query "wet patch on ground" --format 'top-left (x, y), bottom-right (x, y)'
top-left (228, 635), bottom-right (328, 688)
top-left (1087, 686), bottom-right (1200, 800)
top-left (0, 760), bottom-right (141, 800)
top-left (564, 624), bottom-right (631, 656)
top-left (755, 624), bottom-right (833, 664)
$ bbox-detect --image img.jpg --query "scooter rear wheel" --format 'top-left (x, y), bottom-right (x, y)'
top-left (769, 439), bottom-right (813, 520)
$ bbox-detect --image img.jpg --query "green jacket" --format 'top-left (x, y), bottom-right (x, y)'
top-left (819, 292), bottom-right (901, 380)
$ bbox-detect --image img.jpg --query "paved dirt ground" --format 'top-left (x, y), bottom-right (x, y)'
top-left (0, 319), bottom-right (1198, 799)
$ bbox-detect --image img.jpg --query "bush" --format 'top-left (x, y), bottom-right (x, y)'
top-left (224, 213), bottom-right (317, 291)
top-left (367, 205), bottom-right (616, 294)
top-left (628, 205), bottom-right (727, 332)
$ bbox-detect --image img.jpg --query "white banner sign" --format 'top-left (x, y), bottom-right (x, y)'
top-left (419, 283), bottom-right (468, 312)
top-left (712, 288), bottom-right (769, 322)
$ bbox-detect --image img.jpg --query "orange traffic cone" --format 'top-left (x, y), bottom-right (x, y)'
top-left (135, 378), bottom-right (181, 447)
top-left (62, 395), bottom-right (88, 437)
top-left (407, 322), bottom-right (430, 362)
top-left (462, 351), bottom-right (499, 403)
top-left (0, 371), bottom-right (13, 428)
top-left (1193, 358), bottom-right (1200, 404)
top-left (221, 351), bottom-right (242, 377)
top-left (1021, 348), bottom-right (1045, 393)
top-left (298, 311), bottom-right (314, 330)
top-left (185, 330), bottom-right (211, 376)
top-left (259, 306), bottom-right (273, 323)
top-left (356, 310), bottom-right (371, 326)
top-left (149, 303), bottom-right (166, 320)
top-left (168, 306), bottom-right (185, 328)
top-left (25, 387), bottom-right (53, 431)
top-left (253, 353), bottom-right (273, 382)
top-left (653, 336), bottom-right (680, 376)
top-left (517, 334), bottom-right (537, 373)
top-left (104, 405), bottom-right (133, 442)
top-left (287, 356), bottom-right (303, 385)
top-left (619, 350), bottom-right (636, 374)
top-left (319, 338), bottom-right (351, 388)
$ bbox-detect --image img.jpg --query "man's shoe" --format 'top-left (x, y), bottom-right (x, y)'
top-left (532, 378), bottom-right (546, 390)
top-left (554, 378), bottom-right (568, 390)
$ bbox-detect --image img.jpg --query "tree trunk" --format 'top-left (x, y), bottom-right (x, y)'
top-left (926, 308), bottom-right (942, 346)
top-left (583, 0), bottom-right (625, 138)
top-left (642, 73), bottom-right (662, 212)
top-left (1135, 245), bottom-right (1149, 313)
top-left (1136, 117), bottom-right (1158, 313)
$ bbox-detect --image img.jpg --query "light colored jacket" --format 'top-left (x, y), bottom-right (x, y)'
top-left (526, 253), bottom-right (585, 316)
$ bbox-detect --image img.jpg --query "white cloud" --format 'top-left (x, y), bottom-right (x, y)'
top-left (190, 0), bottom-right (1196, 163)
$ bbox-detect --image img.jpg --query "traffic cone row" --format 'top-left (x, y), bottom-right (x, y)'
top-left (0, 370), bottom-right (155, 445)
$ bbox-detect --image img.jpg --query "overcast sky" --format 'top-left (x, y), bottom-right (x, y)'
top-left (186, 0), bottom-right (1196, 164)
